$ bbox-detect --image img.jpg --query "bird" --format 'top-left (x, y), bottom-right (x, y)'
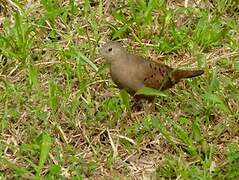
top-left (99, 41), bottom-right (204, 96)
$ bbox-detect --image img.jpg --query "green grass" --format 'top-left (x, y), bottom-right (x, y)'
top-left (0, 0), bottom-right (239, 179)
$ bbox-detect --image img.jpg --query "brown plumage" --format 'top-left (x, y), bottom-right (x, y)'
top-left (99, 41), bottom-right (204, 95)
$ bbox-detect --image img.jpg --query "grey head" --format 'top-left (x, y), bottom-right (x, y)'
top-left (99, 41), bottom-right (126, 64)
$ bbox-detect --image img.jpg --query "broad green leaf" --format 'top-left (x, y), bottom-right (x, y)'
top-left (0, 158), bottom-right (29, 177)
top-left (204, 93), bottom-right (230, 113)
top-left (209, 70), bottom-right (219, 92)
top-left (192, 119), bottom-right (203, 143)
top-left (65, 49), bottom-right (98, 71)
top-left (136, 87), bottom-right (167, 97)
top-left (36, 132), bottom-right (52, 175)
top-left (120, 89), bottom-right (130, 109)
top-left (227, 143), bottom-right (239, 161)
top-left (48, 79), bottom-right (58, 111)
top-left (112, 24), bottom-right (129, 39)
top-left (28, 65), bottom-right (40, 93)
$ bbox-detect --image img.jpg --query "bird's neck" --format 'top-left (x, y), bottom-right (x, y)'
top-left (111, 52), bottom-right (130, 66)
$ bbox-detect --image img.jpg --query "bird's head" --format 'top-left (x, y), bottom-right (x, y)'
top-left (99, 41), bottom-right (126, 64)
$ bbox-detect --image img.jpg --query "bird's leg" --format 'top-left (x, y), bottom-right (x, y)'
top-left (131, 95), bottom-right (144, 112)
top-left (131, 95), bottom-right (157, 113)
top-left (144, 98), bottom-right (157, 114)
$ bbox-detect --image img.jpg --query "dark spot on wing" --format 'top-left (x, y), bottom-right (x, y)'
top-left (159, 67), bottom-right (163, 76)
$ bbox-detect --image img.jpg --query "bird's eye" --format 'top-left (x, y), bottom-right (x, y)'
top-left (108, 48), bottom-right (112, 52)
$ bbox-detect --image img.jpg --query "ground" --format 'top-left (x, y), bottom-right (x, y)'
top-left (0, 0), bottom-right (239, 179)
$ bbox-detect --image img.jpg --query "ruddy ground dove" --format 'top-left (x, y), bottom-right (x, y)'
top-left (99, 41), bottom-right (204, 95)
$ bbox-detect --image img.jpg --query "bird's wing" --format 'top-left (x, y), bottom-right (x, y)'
top-left (141, 60), bottom-right (174, 90)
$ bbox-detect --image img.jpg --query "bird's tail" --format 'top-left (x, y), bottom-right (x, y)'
top-left (171, 69), bottom-right (204, 83)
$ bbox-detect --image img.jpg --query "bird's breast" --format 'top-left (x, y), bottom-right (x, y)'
top-left (110, 61), bottom-right (144, 93)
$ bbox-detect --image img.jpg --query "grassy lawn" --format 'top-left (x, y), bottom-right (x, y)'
top-left (0, 0), bottom-right (239, 179)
